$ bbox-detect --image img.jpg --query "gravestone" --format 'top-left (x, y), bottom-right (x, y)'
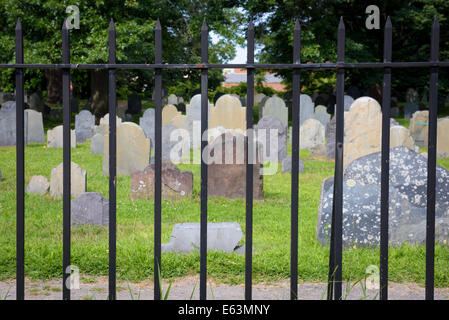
top-left (255, 93), bottom-right (266, 105)
top-left (47, 125), bottom-right (76, 148)
top-left (167, 94), bottom-right (178, 105)
top-left (207, 133), bottom-right (263, 199)
top-left (130, 161), bottom-right (193, 200)
top-left (258, 96), bottom-right (270, 118)
top-left (161, 123), bottom-right (190, 162)
top-left (299, 119), bottom-right (325, 150)
top-left (90, 133), bottom-right (104, 155)
top-left (71, 96), bottom-right (79, 114)
top-left (213, 92), bottom-right (225, 104)
top-left (316, 147), bottom-right (449, 247)
top-left (162, 222), bottom-right (244, 253)
top-left (0, 101), bottom-right (17, 146)
top-left (437, 117), bottom-right (449, 158)
top-left (50, 162), bottom-right (86, 198)
top-left (0, 92), bottom-right (14, 103)
top-left (391, 107), bottom-right (400, 117)
top-left (325, 116), bottom-right (336, 160)
top-left (261, 96), bottom-right (288, 127)
top-left (29, 92), bottom-right (45, 113)
top-left (299, 94), bottom-right (314, 126)
top-left (255, 115), bottom-right (287, 163)
top-left (210, 95), bottom-right (246, 132)
top-left (103, 122), bottom-right (151, 176)
top-left (162, 104), bottom-right (181, 125)
top-left (26, 175), bottom-right (49, 195)
top-left (97, 113), bottom-right (122, 135)
top-left (390, 125), bottom-right (415, 150)
top-left (116, 101), bottom-right (128, 120)
top-left (75, 110), bottom-right (95, 143)
top-left (25, 109), bottom-right (45, 143)
top-left (346, 86), bottom-right (361, 99)
top-left (127, 93), bottom-right (142, 114)
top-left (313, 105), bottom-right (331, 129)
top-left (406, 88), bottom-right (419, 103)
top-left (71, 192), bottom-right (109, 226)
top-left (343, 95), bottom-right (354, 111)
top-left (409, 110), bottom-right (429, 147)
top-left (139, 108), bottom-right (155, 145)
top-left (404, 103), bottom-right (419, 119)
top-left (281, 156), bottom-right (304, 173)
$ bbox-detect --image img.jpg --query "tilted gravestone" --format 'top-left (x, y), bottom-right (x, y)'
top-left (75, 110), bottom-right (95, 143)
top-left (71, 192), bottom-right (109, 226)
top-left (316, 147), bottom-right (449, 247)
top-left (50, 162), bottom-right (86, 198)
top-left (162, 222), bottom-right (244, 254)
top-left (130, 161), bottom-right (193, 200)
top-left (127, 93), bottom-right (142, 114)
top-left (103, 122), bottom-right (150, 176)
top-left (255, 115), bottom-right (287, 163)
top-left (207, 132), bottom-right (263, 199)
top-left (261, 96), bottom-right (288, 127)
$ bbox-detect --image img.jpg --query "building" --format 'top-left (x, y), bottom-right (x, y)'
top-left (222, 69), bottom-right (286, 92)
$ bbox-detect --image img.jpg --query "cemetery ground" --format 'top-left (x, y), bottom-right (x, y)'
top-left (0, 116), bottom-right (449, 299)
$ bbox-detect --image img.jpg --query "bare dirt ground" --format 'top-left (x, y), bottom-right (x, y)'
top-left (1, 276), bottom-right (449, 300)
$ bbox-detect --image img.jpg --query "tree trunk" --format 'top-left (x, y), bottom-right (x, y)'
top-left (44, 70), bottom-right (62, 105)
top-left (90, 69), bottom-right (109, 120)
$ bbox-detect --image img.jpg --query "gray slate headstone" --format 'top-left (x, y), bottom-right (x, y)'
top-left (281, 155), bottom-right (304, 173)
top-left (139, 108), bottom-right (155, 146)
top-left (299, 94), bottom-right (314, 126)
top-left (0, 101), bottom-right (17, 146)
top-left (90, 133), bottom-right (104, 154)
top-left (75, 110), bottom-right (95, 143)
top-left (317, 147), bottom-right (449, 247)
top-left (25, 109), bottom-right (44, 143)
top-left (255, 115), bottom-right (287, 162)
top-left (71, 192), bottom-right (109, 226)
top-left (127, 93), bottom-right (142, 114)
top-left (162, 222), bottom-right (244, 253)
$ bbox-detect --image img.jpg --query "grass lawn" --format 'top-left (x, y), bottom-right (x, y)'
top-left (0, 122), bottom-right (449, 287)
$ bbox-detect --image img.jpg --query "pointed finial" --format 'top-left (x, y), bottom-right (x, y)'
top-left (385, 16), bottom-right (392, 29)
top-left (294, 18), bottom-right (300, 30)
top-left (248, 19), bottom-right (254, 30)
top-left (202, 19), bottom-right (207, 31)
top-left (62, 18), bottom-right (68, 30)
top-left (338, 16), bottom-right (345, 30)
top-left (433, 16), bottom-right (440, 28)
top-left (109, 18), bottom-right (115, 30)
top-left (156, 18), bottom-right (161, 30)
top-left (16, 18), bottom-right (22, 30)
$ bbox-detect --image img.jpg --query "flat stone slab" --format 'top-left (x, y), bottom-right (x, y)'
top-left (162, 222), bottom-right (244, 254)
top-left (71, 192), bottom-right (109, 226)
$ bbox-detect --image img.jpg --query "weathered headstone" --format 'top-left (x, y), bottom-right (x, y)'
top-left (127, 93), bottom-right (142, 114)
top-left (210, 95), bottom-right (246, 132)
top-left (29, 92), bottom-right (45, 113)
top-left (346, 86), bottom-right (361, 99)
top-left (299, 94), bottom-right (314, 126)
top-left (207, 133), bottom-right (263, 199)
top-left (391, 107), bottom-right (400, 117)
top-left (162, 222), bottom-right (244, 253)
top-left (50, 162), bottom-right (86, 198)
top-left (130, 161), bottom-right (193, 200)
top-left (0, 101), bottom-right (17, 146)
top-left (261, 96), bottom-right (288, 127)
top-left (71, 192), bottom-right (109, 226)
top-left (343, 95), bottom-right (354, 111)
top-left (317, 147), bottom-right (449, 247)
top-left (390, 125), bottom-right (415, 150)
top-left (409, 110), bottom-right (429, 146)
top-left (325, 116), bottom-right (336, 160)
top-left (97, 113), bottom-right (122, 135)
top-left (255, 93), bottom-right (266, 105)
top-left (75, 110), bottom-right (95, 143)
top-left (162, 104), bottom-right (181, 125)
top-left (139, 108), bottom-right (155, 144)
top-left (25, 109), bottom-right (45, 143)
top-left (26, 175), bottom-right (49, 195)
top-left (437, 117), bottom-right (449, 158)
top-left (71, 96), bottom-right (79, 114)
top-left (406, 88), bottom-right (419, 103)
top-left (404, 103), bottom-right (419, 119)
top-left (167, 94), bottom-right (178, 105)
top-left (90, 133), bottom-right (104, 155)
top-left (103, 122), bottom-right (150, 176)
top-left (281, 156), bottom-right (304, 173)
top-left (161, 123), bottom-right (190, 162)
top-left (299, 119), bottom-right (325, 150)
top-left (255, 115), bottom-right (287, 162)
top-left (313, 105), bottom-right (331, 129)
top-left (47, 125), bottom-right (76, 148)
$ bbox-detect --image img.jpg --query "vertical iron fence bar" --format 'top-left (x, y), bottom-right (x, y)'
top-left (328, 17), bottom-right (345, 300)
top-left (245, 20), bottom-right (255, 301)
top-left (154, 18), bottom-right (162, 301)
top-left (380, 16), bottom-right (392, 301)
top-left (425, 17), bottom-right (439, 301)
top-left (200, 19), bottom-right (208, 300)
top-left (290, 19), bottom-right (301, 300)
top-left (15, 18), bottom-right (25, 301)
top-left (108, 19), bottom-right (117, 300)
top-left (62, 20), bottom-right (71, 300)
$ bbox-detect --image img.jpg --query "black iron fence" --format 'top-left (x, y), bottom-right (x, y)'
top-left (2, 16), bottom-right (446, 300)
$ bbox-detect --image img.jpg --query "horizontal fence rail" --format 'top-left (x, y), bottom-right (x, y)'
top-left (8, 16), bottom-right (446, 300)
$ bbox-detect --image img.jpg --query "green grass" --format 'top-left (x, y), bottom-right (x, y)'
top-left (0, 137), bottom-right (449, 287)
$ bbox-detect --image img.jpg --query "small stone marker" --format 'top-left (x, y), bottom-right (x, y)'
top-left (281, 156), bottom-right (304, 173)
top-left (406, 88), bottom-right (419, 103)
top-left (255, 115), bottom-right (287, 162)
top-left (130, 161), bottom-right (193, 200)
top-left (313, 105), bottom-right (331, 129)
top-left (71, 192), bottom-right (109, 226)
top-left (261, 96), bottom-right (288, 127)
top-left (26, 175), bottom-right (49, 195)
top-left (127, 93), bottom-right (142, 114)
top-left (437, 117), bottom-right (449, 158)
top-left (50, 162), bottom-right (86, 198)
top-left (167, 94), bottom-right (178, 105)
top-left (75, 110), bottom-right (95, 143)
top-left (47, 125), bottom-right (76, 148)
top-left (409, 110), bottom-right (429, 146)
top-left (299, 119), bottom-right (325, 150)
top-left (210, 95), bottom-right (246, 132)
top-left (25, 109), bottom-right (45, 143)
top-left (103, 122), bottom-right (150, 176)
top-left (162, 222), bottom-right (244, 253)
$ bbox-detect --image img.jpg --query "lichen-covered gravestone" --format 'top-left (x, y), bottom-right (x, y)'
top-left (103, 122), bottom-right (150, 176)
top-left (50, 162), bottom-right (86, 198)
top-left (75, 110), bottom-right (95, 143)
top-left (162, 222), bottom-right (244, 253)
top-left (47, 125), bottom-right (76, 148)
top-left (71, 192), bottom-right (109, 226)
top-left (209, 95), bottom-right (246, 132)
top-left (299, 119), bottom-right (325, 150)
top-left (316, 147), bottom-right (449, 247)
top-left (255, 115), bottom-right (287, 163)
top-left (26, 175), bottom-right (49, 195)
